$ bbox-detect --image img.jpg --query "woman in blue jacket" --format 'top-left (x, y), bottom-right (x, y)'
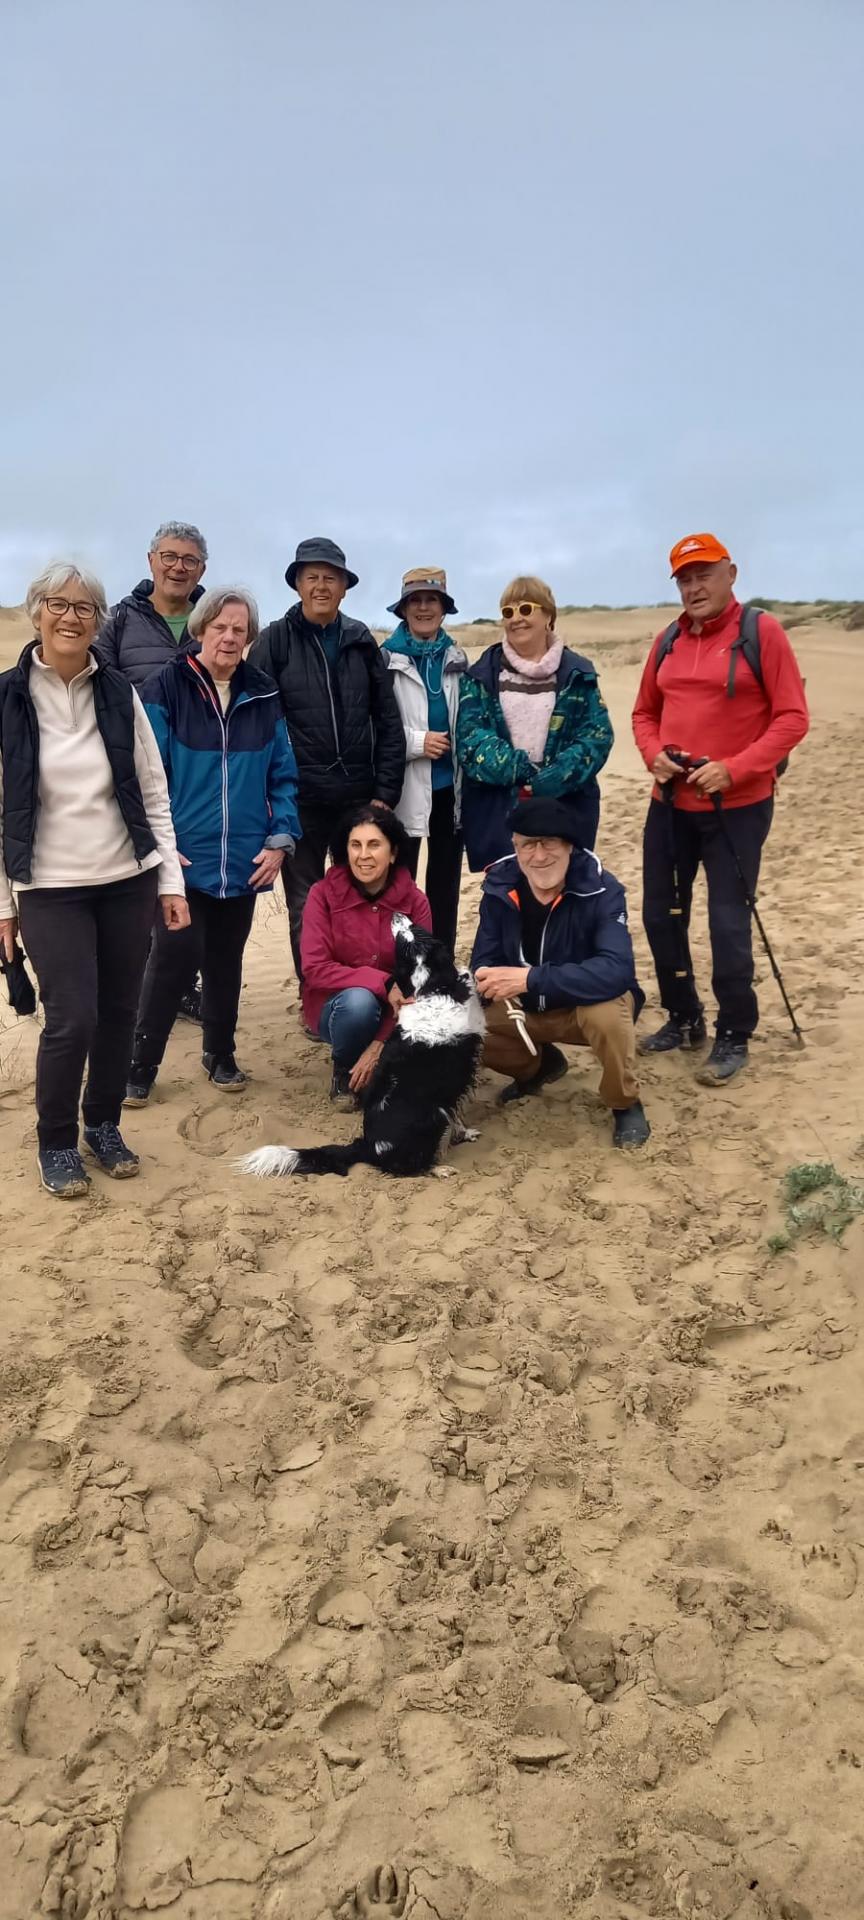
top-left (126, 588), bottom-right (300, 1098)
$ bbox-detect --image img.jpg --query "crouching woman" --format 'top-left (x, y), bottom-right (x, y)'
top-left (300, 805), bottom-right (432, 1104)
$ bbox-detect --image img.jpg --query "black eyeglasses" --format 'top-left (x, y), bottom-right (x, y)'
top-left (156, 551), bottom-right (202, 571)
top-left (45, 597), bottom-right (99, 619)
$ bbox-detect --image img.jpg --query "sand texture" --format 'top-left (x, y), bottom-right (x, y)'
top-left (0, 604), bottom-right (862, 1919)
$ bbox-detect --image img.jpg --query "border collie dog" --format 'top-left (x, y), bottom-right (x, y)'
top-left (238, 914), bottom-right (484, 1179)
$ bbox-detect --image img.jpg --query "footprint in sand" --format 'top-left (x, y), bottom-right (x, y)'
top-left (340, 1863), bottom-right (410, 1917)
top-left (178, 1099), bottom-right (260, 1157)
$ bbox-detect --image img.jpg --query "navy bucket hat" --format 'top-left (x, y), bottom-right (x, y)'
top-left (285, 537), bottom-right (359, 591)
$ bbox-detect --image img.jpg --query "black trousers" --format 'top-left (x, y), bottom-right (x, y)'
top-left (642, 795), bottom-right (774, 1038)
top-left (18, 869), bottom-right (158, 1150)
top-left (134, 887), bottom-right (256, 1067)
top-left (404, 784), bottom-right (464, 955)
top-left (283, 805), bottom-right (341, 981)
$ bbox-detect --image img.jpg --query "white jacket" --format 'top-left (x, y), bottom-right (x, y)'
top-left (383, 644), bottom-right (468, 836)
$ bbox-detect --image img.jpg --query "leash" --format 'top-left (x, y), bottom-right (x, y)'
top-left (504, 998), bottom-right (538, 1057)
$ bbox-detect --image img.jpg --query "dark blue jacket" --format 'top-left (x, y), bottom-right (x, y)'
top-left (96, 578), bottom-right (205, 688)
top-left (456, 643), bottom-right (612, 871)
top-left (141, 653), bottom-right (300, 898)
top-left (471, 849), bottom-right (644, 1015)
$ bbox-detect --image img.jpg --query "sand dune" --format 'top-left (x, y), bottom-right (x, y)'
top-left (1, 607), bottom-right (863, 1919)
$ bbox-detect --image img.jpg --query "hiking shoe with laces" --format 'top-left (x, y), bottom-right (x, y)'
top-left (37, 1147), bottom-right (91, 1198)
top-left (178, 983), bottom-right (203, 1024)
top-left (612, 1101), bottom-right (651, 1149)
top-left (124, 1062), bottom-right (157, 1108)
top-left (83, 1123), bottom-right (140, 1178)
top-left (496, 1043), bottom-right (569, 1106)
top-left (330, 1065), bottom-right (358, 1110)
top-left (639, 1014), bottom-right (707, 1055)
top-left (696, 1034), bottom-right (749, 1087)
top-left (202, 1051), bottom-right (248, 1091)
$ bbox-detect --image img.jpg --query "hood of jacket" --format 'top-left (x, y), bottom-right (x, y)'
top-left (467, 639), bottom-right (596, 694)
top-left (482, 845), bottom-right (607, 907)
top-left (317, 859), bottom-right (426, 916)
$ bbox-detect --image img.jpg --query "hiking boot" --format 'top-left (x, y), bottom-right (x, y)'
top-left (330, 1065), bottom-right (358, 1111)
top-left (124, 1062), bottom-right (157, 1108)
top-left (178, 984), bottom-right (203, 1024)
top-left (639, 1013), bottom-right (707, 1055)
top-left (496, 1044), bottom-right (569, 1106)
top-left (202, 1052), bottom-right (248, 1091)
top-left (612, 1101), bottom-right (651, 1149)
top-left (83, 1123), bottom-right (140, 1179)
top-left (696, 1034), bottom-right (749, 1087)
top-left (37, 1147), bottom-right (91, 1198)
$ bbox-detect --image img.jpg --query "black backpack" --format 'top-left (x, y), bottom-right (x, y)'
top-left (655, 604), bottom-right (790, 777)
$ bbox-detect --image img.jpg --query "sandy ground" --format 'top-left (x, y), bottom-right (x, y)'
top-left (1, 605), bottom-right (863, 1920)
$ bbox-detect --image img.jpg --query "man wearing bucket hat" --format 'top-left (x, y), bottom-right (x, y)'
top-left (250, 538), bottom-right (405, 984)
top-left (381, 568), bottom-right (467, 954)
top-left (632, 533), bottom-right (809, 1084)
top-left (471, 797), bottom-right (649, 1148)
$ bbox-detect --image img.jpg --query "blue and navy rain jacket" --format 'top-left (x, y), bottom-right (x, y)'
top-left (141, 652), bottom-right (301, 898)
top-left (471, 848), bottom-right (645, 1015)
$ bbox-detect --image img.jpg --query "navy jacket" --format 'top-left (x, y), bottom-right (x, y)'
top-left (249, 604), bottom-right (405, 813)
top-left (141, 653), bottom-right (300, 898)
top-left (471, 849), bottom-right (644, 1015)
top-left (97, 578), bottom-right (204, 688)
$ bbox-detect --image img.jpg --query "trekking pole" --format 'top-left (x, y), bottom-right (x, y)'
top-left (707, 792), bottom-right (805, 1045)
top-left (661, 747), bottom-right (695, 986)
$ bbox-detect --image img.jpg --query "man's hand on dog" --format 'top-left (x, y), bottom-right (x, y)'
top-left (349, 1039), bottom-right (385, 1092)
top-left (475, 966), bottom-right (530, 1003)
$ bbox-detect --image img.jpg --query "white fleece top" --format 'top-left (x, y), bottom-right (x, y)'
top-left (0, 652), bottom-right (185, 918)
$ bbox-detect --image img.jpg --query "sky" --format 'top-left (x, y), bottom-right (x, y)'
top-left (2, 0), bottom-right (862, 623)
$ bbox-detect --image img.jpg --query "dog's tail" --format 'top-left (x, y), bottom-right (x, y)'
top-left (236, 1139), bottom-right (370, 1179)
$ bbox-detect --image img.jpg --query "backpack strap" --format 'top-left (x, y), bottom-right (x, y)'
top-left (655, 619), bottom-right (681, 668)
top-left (726, 605), bottom-right (764, 696)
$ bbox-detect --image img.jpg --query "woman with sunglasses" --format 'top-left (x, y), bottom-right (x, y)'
top-left (455, 575), bottom-right (613, 871)
top-left (0, 562), bottom-right (189, 1198)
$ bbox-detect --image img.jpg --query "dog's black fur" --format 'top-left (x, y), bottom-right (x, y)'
top-left (238, 915), bottom-right (484, 1180)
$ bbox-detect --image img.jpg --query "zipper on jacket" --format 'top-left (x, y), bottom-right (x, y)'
top-left (309, 632), bottom-right (350, 777)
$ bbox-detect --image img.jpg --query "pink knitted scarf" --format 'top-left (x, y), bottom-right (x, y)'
top-left (499, 633), bottom-right (563, 764)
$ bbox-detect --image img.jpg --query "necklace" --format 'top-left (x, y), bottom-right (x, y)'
top-left (418, 646), bottom-right (445, 698)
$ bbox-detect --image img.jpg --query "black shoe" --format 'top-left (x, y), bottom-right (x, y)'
top-left (639, 1014), bottom-right (707, 1055)
top-left (202, 1052), bottom-right (247, 1091)
top-left (696, 1034), bottom-right (749, 1087)
top-left (496, 1043), bottom-right (569, 1106)
top-left (37, 1147), bottom-right (91, 1198)
top-left (330, 1066), bottom-right (358, 1110)
top-left (83, 1123), bottom-right (140, 1178)
top-left (178, 984), bottom-right (203, 1025)
top-left (124, 1062), bottom-right (157, 1108)
top-left (612, 1101), bottom-right (651, 1149)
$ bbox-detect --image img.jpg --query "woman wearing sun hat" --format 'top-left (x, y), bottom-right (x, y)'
top-left (455, 574), bottom-right (614, 872)
top-left (381, 568), bottom-right (467, 954)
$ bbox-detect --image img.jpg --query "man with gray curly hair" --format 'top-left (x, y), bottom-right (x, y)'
top-left (96, 521), bottom-right (208, 688)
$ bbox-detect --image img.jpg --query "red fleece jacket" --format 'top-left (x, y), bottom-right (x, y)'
top-left (632, 599), bottom-right (809, 811)
top-left (300, 862), bottom-right (432, 1036)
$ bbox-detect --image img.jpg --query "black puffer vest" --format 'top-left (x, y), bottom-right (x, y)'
top-left (0, 641), bottom-right (157, 883)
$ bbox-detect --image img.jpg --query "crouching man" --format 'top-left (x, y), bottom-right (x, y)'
top-left (472, 798), bottom-right (650, 1147)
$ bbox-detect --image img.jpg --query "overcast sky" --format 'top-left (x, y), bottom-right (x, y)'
top-left (2, 0), bottom-right (861, 622)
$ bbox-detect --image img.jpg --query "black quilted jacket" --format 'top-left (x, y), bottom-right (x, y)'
top-left (249, 605), bottom-right (405, 812)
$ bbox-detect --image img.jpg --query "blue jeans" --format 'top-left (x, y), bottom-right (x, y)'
top-left (318, 988), bottom-right (383, 1068)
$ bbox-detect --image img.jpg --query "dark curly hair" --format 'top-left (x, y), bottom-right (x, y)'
top-left (329, 803), bottom-right (411, 870)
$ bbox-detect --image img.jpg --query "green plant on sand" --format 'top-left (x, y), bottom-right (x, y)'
top-left (767, 1162), bottom-right (864, 1253)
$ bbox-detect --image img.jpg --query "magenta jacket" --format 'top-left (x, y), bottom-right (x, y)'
top-left (300, 862), bottom-right (432, 1037)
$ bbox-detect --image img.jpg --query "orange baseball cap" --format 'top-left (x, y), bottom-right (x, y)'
top-left (669, 532), bottom-right (731, 576)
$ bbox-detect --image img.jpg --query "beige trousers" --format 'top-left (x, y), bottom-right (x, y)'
top-left (482, 994), bottom-right (640, 1109)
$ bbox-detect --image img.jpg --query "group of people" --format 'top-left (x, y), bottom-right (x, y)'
top-left (0, 521), bottom-right (809, 1197)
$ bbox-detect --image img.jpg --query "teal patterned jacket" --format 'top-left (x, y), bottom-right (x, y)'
top-left (455, 642), bottom-right (613, 869)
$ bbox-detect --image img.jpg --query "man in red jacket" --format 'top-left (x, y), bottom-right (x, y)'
top-left (632, 533), bottom-right (809, 1085)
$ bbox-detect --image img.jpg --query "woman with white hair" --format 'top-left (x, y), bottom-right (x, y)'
top-left (126, 587), bottom-right (300, 1100)
top-left (0, 562), bottom-right (189, 1197)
